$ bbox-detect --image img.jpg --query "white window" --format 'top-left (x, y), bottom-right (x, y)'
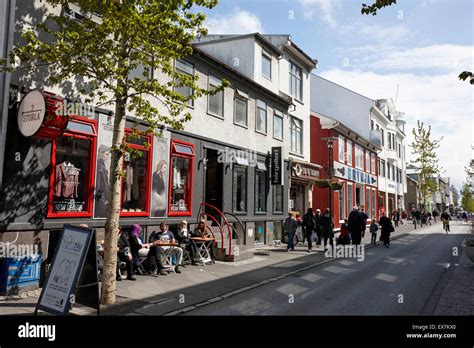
top-left (290, 117), bottom-right (302, 154)
top-left (262, 52), bottom-right (272, 80)
top-left (273, 112), bottom-right (283, 140)
top-left (174, 59), bottom-right (194, 106)
top-left (347, 140), bottom-right (352, 165)
top-left (208, 75), bottom-right (223, 117)
top-left (339, 183), bottom-right (346, 221)
top-left (355, 145), bottom-right (363, 169)
top-left (338, 135), bottom-right (345, 162)
top-left (256, 99), bottom-right (267, 133)
top-left (234, 94), bottom-right (248, 127)
top-left (365, 151), bottom-right (370, 172)
top-left (347, 183), bottom-right (353, 214)
top-left (371, 154), bottom-right (376, 175)
top-left (289, 62), bottom-right (302, 100)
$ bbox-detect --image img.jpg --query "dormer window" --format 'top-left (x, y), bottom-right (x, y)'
top-left (262, 51), bottom-right (272, 80)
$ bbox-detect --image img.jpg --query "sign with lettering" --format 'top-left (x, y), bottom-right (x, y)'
top-left (291, 161), bottom-right (320, 181)
top-left (36, 225), bottom-right (94, 316)
top-left (333, 161), bottom-right (377, 186)
top-left (271, 146), bottom-right (283, 185)
top-left (17, 90), bottom-right (46, 137)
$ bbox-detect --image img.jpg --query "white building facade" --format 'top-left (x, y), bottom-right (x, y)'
top-left (371, 99), bottom-right (407, 214)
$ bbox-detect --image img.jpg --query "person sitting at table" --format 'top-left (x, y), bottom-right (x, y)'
top-left (117, 227), bottom-right (136, 281)
top-left (153, 222), bottom-right (183, 273)
top-left (176, 221), bottom-right (198, 266)
top-left (192, 220), bottom-right (215, 261)
top-left (128, 224), bottom-right (168, 276)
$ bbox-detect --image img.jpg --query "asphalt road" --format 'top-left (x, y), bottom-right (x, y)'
top-left (186, 222), bottom-right (470, 315)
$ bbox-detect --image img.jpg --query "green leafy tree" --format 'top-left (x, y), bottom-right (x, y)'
top-left (461, 182), bottom-right (474, 212)
top-left (1, 0), bottom-right (226, 304)
top-left (409, 121), bottom-right (443, 211)
top-left (361, 0), bottom-right (472, 85)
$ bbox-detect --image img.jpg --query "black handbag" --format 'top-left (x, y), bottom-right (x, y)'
top-left (389, 224), bottom-right (395, 233)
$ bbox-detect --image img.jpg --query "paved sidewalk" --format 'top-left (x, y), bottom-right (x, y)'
top-left (0, 220), bottom-right (444, 316)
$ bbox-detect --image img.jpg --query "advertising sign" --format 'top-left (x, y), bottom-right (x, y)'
top-left (150, 130), bottom-right (170, 217)
top-left (17, 90), bottom-right (46, 137)
top-left (36, 225), bottom-right (93, 316)
top-left (333, 161), bottom-right (378, 187)
top-left (271, 146), bottom-right (283, 185)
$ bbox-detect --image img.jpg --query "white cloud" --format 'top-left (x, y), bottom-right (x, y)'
top-left (358, 24), bottom-right (413, 44)
top-left (205, 8), bottom-right (263, 34)
top-left (300, 0), bottom-right (342, 27)
top-left (319, 67), bottom-right (473, 188)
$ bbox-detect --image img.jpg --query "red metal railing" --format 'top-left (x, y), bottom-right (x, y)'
top-left (198, 202), bottom-right (233, 257)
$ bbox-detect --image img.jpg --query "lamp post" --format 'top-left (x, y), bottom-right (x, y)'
top-left (322, 137), bottom-right (337, 222)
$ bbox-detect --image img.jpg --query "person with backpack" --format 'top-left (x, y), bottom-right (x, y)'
top-left (302, 208), bottom-right (316, 253)
top-left (338, 219), bottom-right (351, 245)
top-left (348, 206), bottom-right (364, 245)
top-left (370, 219), bottom-right (378, 246)
top-left (379, 212), bottom-right (394, 248)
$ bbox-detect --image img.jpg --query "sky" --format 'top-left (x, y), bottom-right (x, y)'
top-left (198, 0), bottom-right (474, 189)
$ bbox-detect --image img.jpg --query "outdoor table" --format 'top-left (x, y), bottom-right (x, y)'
top-left (190, 237), bottom-right (215, 266)
top-left (154, 242), bottom-right (179, 270)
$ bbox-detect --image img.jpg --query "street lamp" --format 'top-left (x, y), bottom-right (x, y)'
top-left (322, 137), bottom-right (338, 222)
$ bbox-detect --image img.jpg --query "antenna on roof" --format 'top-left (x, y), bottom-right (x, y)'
top-left (395, 84), bottom-right (399, 105)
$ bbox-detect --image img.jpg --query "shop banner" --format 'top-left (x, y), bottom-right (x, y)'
top-left (94, 113), bottom-right (114, 218)
top-left (333, 161), bottom-right (377, 187)
top-left (150, 130), bottom-right (170, 218)
top-left (271, 146), bottom-right (283, 185)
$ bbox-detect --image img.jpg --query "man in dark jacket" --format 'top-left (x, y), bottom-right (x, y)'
top-left (314, 209), bottom-right (322, 247)
top-left (117, 228), bottom-right (136, 281)
top-left (321, 208), bottom-right (334, 251)
top-left (302, 208), bottom-right (315, 253)
top-left (348, 206), bottom-right (364, 245)
top-left (284, 213), bottom-right (298, 251)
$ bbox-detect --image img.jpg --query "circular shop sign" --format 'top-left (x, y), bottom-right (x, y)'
top-left (17, 90), bottom-right (46, 137)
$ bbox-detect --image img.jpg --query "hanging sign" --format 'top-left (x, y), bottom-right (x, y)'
top-left (17, 90), bottom-right (46, 137)
top-left (271, 146), bottom-right (283, 185)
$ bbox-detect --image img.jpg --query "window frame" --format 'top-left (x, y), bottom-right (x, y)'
top-left (233, 93), bottom-right (248, 128)
top-left (338, 135), bottom-right (345, 162)
top-left (273, 112), bottom-right (284, 141)
top-left (346, 140), bottom-right (353, 166)
top-left (120, 129), bottom-right (153, 217)
top-left (232, 164), bottom-right (248, 214)
top-left (255, 99), bottom-right (267, 134)
top-left (289, 61), bottom-right (303, 101)
top-left (290, 116), bottom-right (303, 155)
top-left (273, 184), bottom-right (284, 214)
top-left (261, 51), bottom-right (272, 80)
top-left (47, 116), bottom-right (97, 218)
top-left (207, 74), bottom-right (224, 118)
top-left (168, 139), bottom-right (195, 217)
top-left (339, 183), bottom-right (346, 222)
top-left (174, 59), bottom-right (195, 107)
top-left (255, 169), bottom-right (268, 214)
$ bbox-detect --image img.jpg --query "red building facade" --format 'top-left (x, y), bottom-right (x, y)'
top-left (310, 114), bottom-right (380, 229)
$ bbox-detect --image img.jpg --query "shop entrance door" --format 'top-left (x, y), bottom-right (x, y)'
top-left (204, 149), bottom-right (223, 225)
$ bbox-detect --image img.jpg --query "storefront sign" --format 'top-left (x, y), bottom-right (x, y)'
top-left (291, 161), bottom-right (319, 181)
top-left (17, 90), bottom-right (46, 137)
top-left (271, 146), bottom-right (283, 185)
top-left (36, 225), bottom-right (94, 315)
top-left (333, 161), bottom-right (377, 186)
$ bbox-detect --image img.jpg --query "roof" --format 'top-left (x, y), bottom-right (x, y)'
top-left (191, 45), bottom-right (292, 106)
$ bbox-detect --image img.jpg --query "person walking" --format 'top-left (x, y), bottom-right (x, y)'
top-left (314, 209), bottom-right (322, 247)
top-left (294, 213), bottom-right (303, 245)
top-left (370, 219), bottom-right (378, 246)
top-left (432, 209), bottom-right (438, 223)
top-left (379, 212), bottom-right (394, 248)
top-left (360, 206), bottom-right (368, 238)
top-left (321, 208), bottom-right (334, 251)
top-left (338, 219), bottom-right (351, 245)
top-left (411, 208), bottom-right (417, 229)
top-left (284, 213), bottom-right (298, 251)
top-left (401, 210), bottom-right (407, 226)
top-left (348, 206), bottom-right (364, 245)
top-left (302, 208), bottom-right (316, 253)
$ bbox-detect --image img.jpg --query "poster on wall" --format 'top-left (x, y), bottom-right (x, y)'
top-left (150, 130), bottom-right (170, 218)
top-left (93, 113), bottom-right (114, 218)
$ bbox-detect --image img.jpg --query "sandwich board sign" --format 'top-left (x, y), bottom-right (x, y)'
top-left (35, 224), bottom-right (99, 315)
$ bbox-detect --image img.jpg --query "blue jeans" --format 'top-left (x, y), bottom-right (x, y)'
top-left (287, 232), bottom-right (295, 250)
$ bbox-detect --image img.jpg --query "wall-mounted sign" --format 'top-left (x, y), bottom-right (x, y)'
top-left (291, 160), bottom-right (319, 181)
top-left (333, 161), bottom-right (377, 186)
top-left (17, 90), bottom-right (46, 137)
top-left (271, 146), bottom-right (283, 185)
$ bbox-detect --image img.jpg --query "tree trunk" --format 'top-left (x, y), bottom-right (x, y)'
top-left (100, 96), bottom-right (126, 305)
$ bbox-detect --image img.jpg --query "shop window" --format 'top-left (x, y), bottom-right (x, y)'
top-left (48, 117), bottom-right (97, 217)
top-left (232, 165), bottom-right (247, 213)
top-left (255, 168), bottom-right (267, 213)
top-left (121, 131), bottom-right (152, 216)
top-left (256, 99), bottom-right (267, 134)
top-left (255, 221), bottom-right (265, 244)
top-left (273, 185), bottom-right (284, 213)
top-left (169, 139), bottom-right (194, 216)
top-left (347, 183), bottom-right (353, 213)
top-left (273, 112), bottom-right (283, 140)
top-left (273, 220), bottom-right (283, 242)
top-left (366, 187), bottom-right (371, 219)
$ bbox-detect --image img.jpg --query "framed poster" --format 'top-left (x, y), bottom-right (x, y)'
top-left (36, 225), bottom-right (93, 316)
top-left (150, 130), bottom-right (170, 218)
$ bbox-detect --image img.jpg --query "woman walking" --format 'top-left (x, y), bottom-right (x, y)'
top-left (321, 208), bottom-right (334, 251)
top-left (379, 212), bottom-right (394, 248)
